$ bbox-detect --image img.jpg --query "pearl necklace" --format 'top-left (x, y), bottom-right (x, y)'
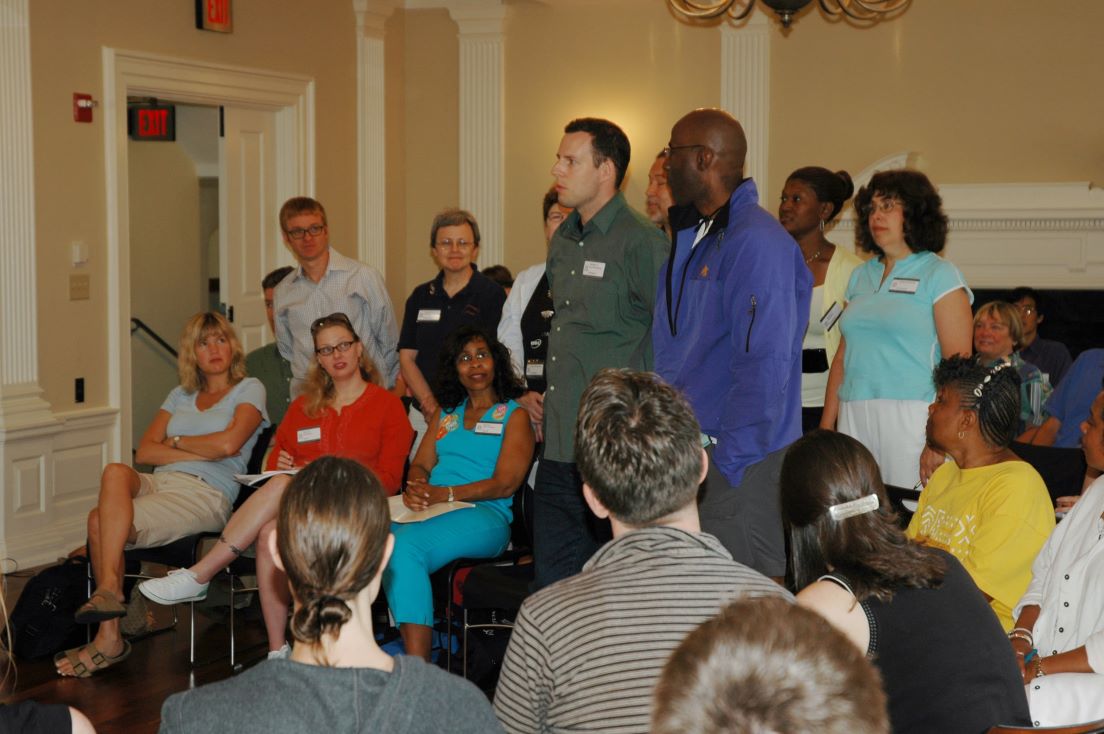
top-left (804, 244), bottom-right (827, 265)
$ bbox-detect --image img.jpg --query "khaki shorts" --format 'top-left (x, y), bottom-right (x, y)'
top-left (130, 472), bottom-right (232, 549)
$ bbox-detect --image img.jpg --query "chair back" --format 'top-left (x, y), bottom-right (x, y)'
top-left (1010, 441), bottom-right (1087, 504)
top-left (883, 484), bottom-right (919, 529)
top-left (246, 424), bottom-right (277, 475)
top-left (988, 719), bottom-right (1104, 733)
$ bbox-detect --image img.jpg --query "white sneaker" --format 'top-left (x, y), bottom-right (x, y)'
top-left (267, 642), bottom-right (290, 660)
top-left (138, 568), bottom-right (209, 604)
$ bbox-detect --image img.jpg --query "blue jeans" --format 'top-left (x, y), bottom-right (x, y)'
top-left (532, 459), bottom-right (611, 591)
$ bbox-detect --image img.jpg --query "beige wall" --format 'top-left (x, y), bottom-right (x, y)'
top-left (769, 0), bottom-right (1104, 197)
top-left (127, 141), bottom-right (202, 450)
top-left (30, 0), bottom-right (359, 412)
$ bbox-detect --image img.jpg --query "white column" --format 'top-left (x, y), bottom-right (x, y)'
top-left (720, 13), bottom-right (771, 205)
top-left (0, 0), bottom-right (53, 429)
top-left (449, 0), bottom-right (506, 267)
top-left (353, 0), bottom-right (395, 273)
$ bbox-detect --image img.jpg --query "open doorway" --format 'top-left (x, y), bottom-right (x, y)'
top-left (127, 101), bottom-right (221, 455)
top-left (104, 48), bottom-right (314, 462)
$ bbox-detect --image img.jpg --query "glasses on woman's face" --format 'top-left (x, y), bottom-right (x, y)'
top-left (310, 312), bottom-right (354, 335)
top-left (456, 348), bottom-right (492, 366)
top-left (866, 198), bottom-right (902, 216)
top-left (315, 340), bottom-right (356, 357)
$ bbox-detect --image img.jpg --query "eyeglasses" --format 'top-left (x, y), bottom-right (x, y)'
top-left (310, 312), bottom-right (355, 336)
top-left (456, 349), bottom-right (491, 365)
top-left (663, 143), bottom-right (707, 157)
top-left (285, 224), bottom-right (326, 240)
top-left (436, 238), bottom-right (474, 251)
top-left (1016, 305), bottom-right (1036, 315)
top-left (315, 340), bottom-right (356, 357)
top-left (866, 198), bottom-right (902, 215)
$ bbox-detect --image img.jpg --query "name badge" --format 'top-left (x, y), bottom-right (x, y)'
top-left (297, 426), bottom-right (322, 444)
top-left (417, 309), bottom-right (442, 322)
top-left (526, 361), bottom-right (545, 377)
top-left (474, 421), bottom-right (504, 435)
top-left (819, 301), bottom-right (843, 332)
top-left (888, 278), bottom-right (919, 294)
top-left (582, 260), bottom-right (606, 278)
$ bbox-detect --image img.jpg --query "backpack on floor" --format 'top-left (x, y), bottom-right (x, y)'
top-left (4, 557), bottom-right (91, 660)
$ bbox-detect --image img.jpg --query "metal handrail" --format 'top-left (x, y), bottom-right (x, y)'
top-left (130, 317), bottom-right (178, 359)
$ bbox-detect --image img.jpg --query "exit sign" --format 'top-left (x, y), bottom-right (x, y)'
top-left (127, 105), bottom-right (176, 142)
top-left (196, 0), bottom-right (232, 33)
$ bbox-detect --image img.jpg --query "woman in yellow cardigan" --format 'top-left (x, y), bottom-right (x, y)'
top-left (778, 167), bottom-right (864, 432)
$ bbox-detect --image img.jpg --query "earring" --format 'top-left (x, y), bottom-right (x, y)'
top-left (957, 430), bottom-right (965, 440)
top-left (818, 219), bottom-right (825, 232)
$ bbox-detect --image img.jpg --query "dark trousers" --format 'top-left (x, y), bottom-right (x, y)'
top-left (532, 458), bottom-right (611, 591)
top-left (699, 444), bottom-right (788, 579)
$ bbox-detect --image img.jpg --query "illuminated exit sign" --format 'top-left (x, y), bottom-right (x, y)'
top-left (196, 0), bottom-right (232, 33)
top-left (127, 104), bottom-right (176, 142)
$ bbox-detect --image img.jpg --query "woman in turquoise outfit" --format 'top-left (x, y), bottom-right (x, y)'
top-left (385, 326), bottom-right (535, 659)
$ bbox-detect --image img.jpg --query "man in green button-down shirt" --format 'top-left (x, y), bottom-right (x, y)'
top-left (533, 117), bottom-right (669, 590)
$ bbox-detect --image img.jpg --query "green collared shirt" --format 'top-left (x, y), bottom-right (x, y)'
top-left (245, 343), bottom-right (293, 426)
top-left (543, 192), bottom-right (669, 462)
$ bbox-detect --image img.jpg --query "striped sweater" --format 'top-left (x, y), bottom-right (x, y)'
top-left (493, 526), bottom-right (792, 733)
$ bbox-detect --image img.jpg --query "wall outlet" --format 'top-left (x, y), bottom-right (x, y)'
top-left (69, 273), bottom-right (90, 301)
top-left (75, 377), bottom-right (85, 403)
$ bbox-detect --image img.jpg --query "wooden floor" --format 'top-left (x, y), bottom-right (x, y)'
top-left (1, 567), bottom-right (269, 734)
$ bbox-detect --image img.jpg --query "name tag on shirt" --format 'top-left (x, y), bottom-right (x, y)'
top-left (582, 261), bottom-right (606, 278)
top-left (820, 301), bottom-right (844, 332)
top-left (474, 421), bottom-right (504, 435)
top-left (417, 309), bottom-right (442, 322)
top-left (889, 278), bottom-right (920, 294)
top-left (525, 361), bottom-right (545, 377)
top-left (297, 426), bottom-right (322, 444)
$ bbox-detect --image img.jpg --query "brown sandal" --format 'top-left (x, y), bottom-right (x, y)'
top-left (74, 590), bottom-right (126, 623)
top-left (54, 640), bottom-right (131, 678)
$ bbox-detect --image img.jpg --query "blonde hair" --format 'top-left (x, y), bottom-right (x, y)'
top-left (301, 315), bottom-right (379, 417)
top-left (177, 312), bottom-right (246, 392)
top-left (974, 300), bottom-right (1024, 351)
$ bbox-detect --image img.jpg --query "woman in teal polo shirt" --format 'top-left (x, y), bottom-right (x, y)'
top-left (821, 169), bottom-right (973, 489)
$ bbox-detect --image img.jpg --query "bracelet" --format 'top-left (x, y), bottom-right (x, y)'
top-left (1009, 628), bottom-right (1034, 645)
top-left (1033, 656), bottom-right (1046, 678)
top-left (172, 435), bottom-right (181, 449)
top-left (447, 486), bottom-right (455, 503)
top-left (1024, 648), bottom-right (1038, 663)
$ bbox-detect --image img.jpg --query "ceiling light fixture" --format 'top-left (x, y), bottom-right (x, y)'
top-left (667, 0), bottom-right (910, 29)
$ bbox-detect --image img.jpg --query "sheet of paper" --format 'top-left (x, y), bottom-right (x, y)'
top-left (233, 469), bottom-right (298, 487)
top-left (388, 494), bottom-right (474, 524)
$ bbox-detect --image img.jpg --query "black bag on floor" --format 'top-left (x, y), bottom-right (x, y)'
top-left (4, 557), bottom-right (91, 660)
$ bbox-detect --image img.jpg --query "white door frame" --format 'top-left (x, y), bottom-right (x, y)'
top-left (103, 48), bottom-right (315, 460)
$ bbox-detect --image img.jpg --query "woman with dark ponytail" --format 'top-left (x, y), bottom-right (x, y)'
top-left (778, 167), bottom-right (863, 432)
top-left (906, 356), bottom-right (1055, 631)
top-left (157, 457), bottom-right (504, 733)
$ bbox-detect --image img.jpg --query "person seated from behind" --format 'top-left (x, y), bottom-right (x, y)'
top-left (57, 312), bottom-right (267, 679)
top-left (481, 264), bottom-right (514, 295)
top-left (906, 355), bottom-right (1055, 631)
top-left (652, 598), bottom-right (889, 734)
top-left (493, 369), bottom-right (791, 734)
top-left (139, 313), bottom-right (412, 660)
top-left (385, 326), bottom-right (534, 660)
top-left (782, 430), bottom-right (1030, 734)
top-left (973, 300), bottom-right (1052, 438)
top-left (157, 457), bottom-right (504, 734)
top-left (1025, 348), bottom-right (1104, 451)
top-left (1011, 286), bottom-right (1072, 387)
top-left (246, 266), bottom-right (295, 427)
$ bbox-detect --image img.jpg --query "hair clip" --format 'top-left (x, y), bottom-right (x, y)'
top-left (828, 493), bottom-right (879, 521)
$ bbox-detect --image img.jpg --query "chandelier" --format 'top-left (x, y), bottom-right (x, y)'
top-left (667, 0), bottom-right (910, 28)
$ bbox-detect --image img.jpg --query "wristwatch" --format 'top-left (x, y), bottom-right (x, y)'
top-left (447, 486), bottom-right (455, 503)
top-left (172, 435), bottom-right (181, 449)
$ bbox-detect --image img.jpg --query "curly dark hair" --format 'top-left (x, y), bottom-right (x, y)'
top-left (786, 167), bottom-right (854, 223)
top-left (434, 325), bottom-right (526, 411)
top-left (782, 430), bottom-right (946, 603)
top-left (853, 169), bottom-right (948, 258)
top-left (932, 355), bottom-right (1021, 448)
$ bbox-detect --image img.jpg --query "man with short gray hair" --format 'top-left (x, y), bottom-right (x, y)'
top-left (494, 369), bottom-right (790, 734)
